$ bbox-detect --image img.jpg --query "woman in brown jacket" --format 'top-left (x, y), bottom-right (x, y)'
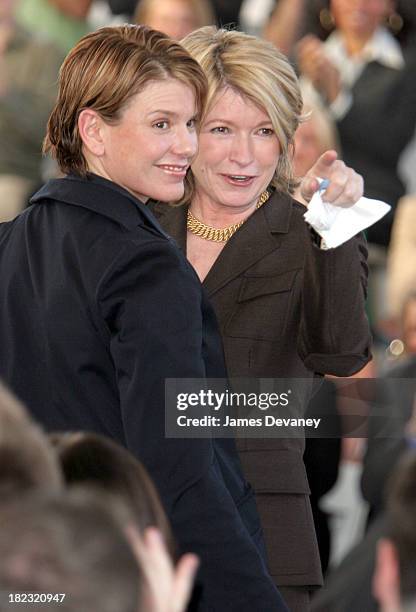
top-left (151, 26), bottom-right (371, 612)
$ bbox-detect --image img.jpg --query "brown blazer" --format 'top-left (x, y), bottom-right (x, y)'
top-left (151, 191), bottom-right (371, 587)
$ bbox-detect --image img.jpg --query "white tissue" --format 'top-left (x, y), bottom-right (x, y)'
top-left (304, 189), bottom-right (391, 249)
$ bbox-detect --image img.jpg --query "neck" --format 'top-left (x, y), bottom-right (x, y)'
top-left (85, 159), bottom-right (149, 204)
top-left (343, 31), bottom-right (373, 56)
top-left (190, 192), bottom-right (258, 228)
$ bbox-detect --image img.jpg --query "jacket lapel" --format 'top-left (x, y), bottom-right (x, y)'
top-left (151, 192), bottom-right (295, 298)
top-left (203, 192), bottom-right (294, 297)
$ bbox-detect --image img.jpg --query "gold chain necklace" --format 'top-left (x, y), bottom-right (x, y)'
top-left (187, 190), bottom-right (270, 242)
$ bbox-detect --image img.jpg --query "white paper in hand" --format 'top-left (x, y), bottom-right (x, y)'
top-left (303, 184), bottom-right (391, 249)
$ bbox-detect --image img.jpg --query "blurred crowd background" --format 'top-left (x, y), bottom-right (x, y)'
top-left (1, 1), bottom-right (416, 610)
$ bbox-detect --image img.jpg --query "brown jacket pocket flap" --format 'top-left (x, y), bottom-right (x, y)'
top-left (237, 269), bottom-right (299, 302)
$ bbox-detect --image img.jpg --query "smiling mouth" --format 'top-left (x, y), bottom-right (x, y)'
top-left (222, 174), bottom-right (257, 185)
top-left (157, 164), bottom-right (189, 176)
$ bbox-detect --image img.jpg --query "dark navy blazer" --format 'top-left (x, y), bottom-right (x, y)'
top-left (0, 173), bottom-right (287, 611)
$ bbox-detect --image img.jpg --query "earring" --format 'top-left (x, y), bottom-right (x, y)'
top-left (386, 11), bottom-right (404, 35)
top-left (319, 8), bottom-right (335, 32)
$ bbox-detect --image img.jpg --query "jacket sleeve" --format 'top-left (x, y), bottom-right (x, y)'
top-left (298, 233), bottom-right (372, 376)
top-left (98, 238), bottom-right (286, 611)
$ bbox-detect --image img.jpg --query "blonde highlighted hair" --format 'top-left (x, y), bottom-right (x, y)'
top-left (43, 24), bottom-right (207, 176)
top-left (179, 26), bottom-right (304, 203)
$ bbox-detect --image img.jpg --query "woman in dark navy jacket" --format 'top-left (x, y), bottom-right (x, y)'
top-left (0, 25), bottom-right (287, 611)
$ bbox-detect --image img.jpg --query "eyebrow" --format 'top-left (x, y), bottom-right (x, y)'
top-left (147, 108), bottom-right (199, 119)
top-left (147, 110), bottom-right (198, 119)
top-left (147, 110), bottom-right (178, 117)
top-left (204, 117), bottom-right (273, 128)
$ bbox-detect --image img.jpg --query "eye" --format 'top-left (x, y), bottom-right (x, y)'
top-left (187, 118), bottom-right (197, 129)
top-left (258, 127), bottom-right (274, 136)
top-left (153, 120), bottom-right (169, 130)
top-left (211, 126), bottom-right (230, 134)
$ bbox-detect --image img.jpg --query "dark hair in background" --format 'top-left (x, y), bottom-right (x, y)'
top-left (50, 432), bottom-right (175, 555)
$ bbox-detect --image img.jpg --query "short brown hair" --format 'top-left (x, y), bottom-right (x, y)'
top-left (43, 24), bottom-right (207, 176)
top-left (51, 432), bottom-right (175, 555)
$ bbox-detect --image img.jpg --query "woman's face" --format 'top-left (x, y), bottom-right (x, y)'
top-left (191, 88), bottom-right (281, 211)
top-left (50, 0), bottom-right (93, 20)
top-left (96, 78), bottom-right (198, 203)
top-left (144, 0), bottom-right (198, 40)
top-left (331, 0), bottom-right (392, 40)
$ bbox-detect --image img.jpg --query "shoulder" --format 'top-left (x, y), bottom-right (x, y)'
top-left (265, 190), bottom-right (309, 233)
top-left (29, 176), bottom-right (174, 247)
top-left (96, 234), bottom-right (204, 322)
top-left (26, 189), bottom-right (188, 280)
top-left (269, 190), bottom-right (306, 213)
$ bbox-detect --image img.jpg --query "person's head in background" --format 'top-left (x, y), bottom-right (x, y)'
top-left (134, 0), bottom-right (215, 39)
top-left (39, 0), bottom-right (93, 20)
top-left (50, 431), bottom-right (175, 555)
top-left (293, 96), bottom-right (340, 180)
top-left (0, 489), bottom-right (141, 612)
top-left (400, 292), bottom-right (416, 355)
top-left (0, 0), bottom-right (15, 51)
top-left (0, 382), bottom-right (62, 500)
top-left (330, 0), bottom-right (395, 53)
top-left (0, 0), bottom-right (13, 19)
top-left (373, 452), bottom-right (416, 612)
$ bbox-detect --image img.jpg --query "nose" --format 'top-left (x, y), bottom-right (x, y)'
top-left (172, 124), bottom-right (198, 159)
top-left (229, 133), bottom-right (254, 166)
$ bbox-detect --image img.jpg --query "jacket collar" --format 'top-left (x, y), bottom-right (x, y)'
top-left (30, 173), bottom-right (171, 238)
top-left (152, 190), bottom-right (295, 296)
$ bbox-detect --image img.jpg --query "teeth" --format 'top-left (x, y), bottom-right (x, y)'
top-left (230, 175), bottom-right (250, 180)
top-left (161, 165), bottom-right (186, 171)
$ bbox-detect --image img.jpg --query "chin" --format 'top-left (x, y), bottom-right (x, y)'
top-left (226, 192), bottom-right (259, 206)
top-left (155, 185), bottom-right (185, 203)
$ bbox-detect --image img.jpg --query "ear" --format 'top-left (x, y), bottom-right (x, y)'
top-left (78, 109), bottom-right (106, 158)
top-left (373, 538), bottom-right (401, 612)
